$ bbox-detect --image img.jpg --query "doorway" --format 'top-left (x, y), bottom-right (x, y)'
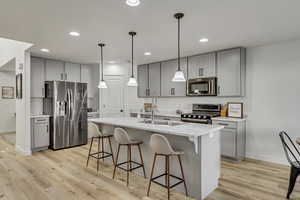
top-left (100, 75), bottom-right (125, 118)
top-left (0, 58), bottom-right (16, 146)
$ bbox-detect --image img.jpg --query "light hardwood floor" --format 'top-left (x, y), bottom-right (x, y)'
top-left (0, 134), bottom-right (299, 200)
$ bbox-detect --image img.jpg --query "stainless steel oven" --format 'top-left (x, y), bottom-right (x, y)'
top-left (187, 77), bottom-right (217, 96)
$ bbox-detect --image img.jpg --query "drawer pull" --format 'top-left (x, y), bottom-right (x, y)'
top-left (218, 123), bottom-right (229, 126)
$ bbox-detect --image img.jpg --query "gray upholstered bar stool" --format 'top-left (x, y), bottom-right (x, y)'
top-left (147, 134), bottom-right (188, 200)
top-left (86, 122), bottom-right (115, 172)
top-left (113, 127), bottom-right (146, 186)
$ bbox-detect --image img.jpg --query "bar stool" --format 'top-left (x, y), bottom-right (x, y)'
top-left (113, 127), bottom-right (146, 186)
top-left (86, 122), bottom-right (115, 172)
top-left (147, 134), bottom-right (188, 200)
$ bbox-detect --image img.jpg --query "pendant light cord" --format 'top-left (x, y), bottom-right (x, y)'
top-left (131, 34), bottom-right (134, 78)
top-left (177, 17), bottom-right (181, 71)
top-left (101, 45), bottom-right (104, 81)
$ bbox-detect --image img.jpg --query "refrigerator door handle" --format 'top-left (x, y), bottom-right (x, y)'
top-left (70, 89), bottom-right (73, 121)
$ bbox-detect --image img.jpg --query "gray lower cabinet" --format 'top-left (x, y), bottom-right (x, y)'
top-left (161, 58), bottom-right (187, 97)
top-left (31, 117), bottom-right (50, 151)
top-left (31, 57), bottom-right (45, 98)
top-left (45, 59), bottom-right (65, 81)
top-left (216, 48), bottom-right (246, 97)
top-left (137, 64), bottom-right (149, 97)
top-left (188, 52), bottom-right (216, 79)
top-left (212, 119), bottom-right (246, 160)
top-left (65, 62), bottom-right (81, 82)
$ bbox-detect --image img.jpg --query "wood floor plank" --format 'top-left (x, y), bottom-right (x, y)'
top-left (0, 133), bottom-right (300, 200)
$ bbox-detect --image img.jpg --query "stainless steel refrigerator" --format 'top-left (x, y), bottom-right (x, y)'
top-left (43, 81), bottom-right (88, 150)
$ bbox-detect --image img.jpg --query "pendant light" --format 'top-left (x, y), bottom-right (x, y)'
top-left (172, 13), bottom-right (186, 82)
top-left (98, 43), bottom-right (107, 89)
top-left (127, 31), bottom-right (138, 87)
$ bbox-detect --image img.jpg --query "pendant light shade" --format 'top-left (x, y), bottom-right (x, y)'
top-left (172, 13), bottom-right (186, 82)
top-left (128, 31), bottom-right (138, 87)
top-left (98, 80), bottom-right (107, 89)
top-left (172, 70), bottom-right (186, 82)
top-left (98, 43), bottom-right (107, 89)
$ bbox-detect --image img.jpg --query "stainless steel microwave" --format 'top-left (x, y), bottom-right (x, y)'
top-left (187, 77), bottom-right (217, 96)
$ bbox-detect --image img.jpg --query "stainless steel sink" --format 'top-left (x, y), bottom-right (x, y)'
top-left (139, 119), bottom-right (184, 126)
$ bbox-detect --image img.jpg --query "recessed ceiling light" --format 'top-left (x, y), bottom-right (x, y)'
top-left (126, 0), bottom-right (140, 7)
top-left (144, 52), bottom-right (151, 56)
top-left (199, 38), bottom-right (208, 43)
top-left (40, 48), bottom-right (50, 53)
top-left (69, 31), bottom-right (80, 37)
top-left (107, 61), bottom-right (116, 64)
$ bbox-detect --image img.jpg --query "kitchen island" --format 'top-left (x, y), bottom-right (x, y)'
top-left (90, 117), bottom-right (224, 200)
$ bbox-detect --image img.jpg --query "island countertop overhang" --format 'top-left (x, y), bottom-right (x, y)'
top-left (89, 118), bottom-right (224, 154)
top-left (89, 117), bottom-right (223, 137)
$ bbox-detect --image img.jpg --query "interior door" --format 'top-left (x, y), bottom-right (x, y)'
top-left (101, 75), bottom-right (125, 118)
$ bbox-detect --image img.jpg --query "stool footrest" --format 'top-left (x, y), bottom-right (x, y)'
top-left (151, 173), bottom-right (184, 189)
top-left (89, 151), bottom-right (113, 160)
top-left (116, 160), bottom-right (143, 172)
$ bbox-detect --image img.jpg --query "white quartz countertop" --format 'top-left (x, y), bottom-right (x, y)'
top-left (90, 117), bottom-right (224, 138)
top-left (212, 117), bottom-right (246, 122)
top-left (30, 115), bottom-right (50, 118)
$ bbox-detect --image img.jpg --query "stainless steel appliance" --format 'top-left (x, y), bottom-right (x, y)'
top-left (43, 81), bottom-right (88, 150)
top-left (181, 104), bottom-right (221, 124)
top-left (187, 77), bottom-right (217, 96)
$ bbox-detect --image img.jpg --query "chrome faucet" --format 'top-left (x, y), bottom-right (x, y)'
top-left (151, 98), bottom-right (157, 123)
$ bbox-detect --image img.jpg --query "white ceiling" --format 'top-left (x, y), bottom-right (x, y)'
top-left (1, 0), bottom-right (300, 65)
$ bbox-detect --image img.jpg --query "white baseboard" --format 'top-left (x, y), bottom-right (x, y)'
top-left (0, 130), bottom-right (16, 135)
top-left (246, 153), bottom-right (288, 166)
top-left (15, 145), bottom-right (32, 156)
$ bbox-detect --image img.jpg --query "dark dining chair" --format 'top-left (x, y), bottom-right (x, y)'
top-left (279, 131), bottom-right (300, 199)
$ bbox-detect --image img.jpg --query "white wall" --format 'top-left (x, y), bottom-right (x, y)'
top-left (245, 39), bottom-right (300, 164)
top-left (15, 51), bottom-right (32, 155)
top-left (0, 37), bottom-right (32, 68)
top-left (0, 61), bottom-right (16, 133)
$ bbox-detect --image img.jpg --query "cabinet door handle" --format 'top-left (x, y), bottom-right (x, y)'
top-left (199, 68), bottom-right (204, 76)
top-left (170, 88), bottom-right (175, 95)
top-left (217, 86), bottom-right (220, 95)
top-left (148, 89), bottom-right (150, 96)
top-left (65, 73), bottom-right (67, 80)
top-left (42, 87), bottom-right (45, 97)
top-left (218, 123), bottom-right (229, 126)
top-left (46, 125), bottom-right (49, 132)
top-left (60, 73), bottom-right (63, 80)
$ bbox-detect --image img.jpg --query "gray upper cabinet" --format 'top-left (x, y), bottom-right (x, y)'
top-left (216, 48), bottom-right (246, 97)
top-left (45, 59), bottom-right (65, 81)
top-left (161, 58), bottom-right (187, 97)
top-left (137, 65), bottom-right (149, 97)
top-left (65, 62), bottom-right (81, 82)
top-left (188, 53), bottom-right (216, 79)
top-left (31, 57), bottom-right (45, 98)
top-left (148, 62), bottom-right (161, 97)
